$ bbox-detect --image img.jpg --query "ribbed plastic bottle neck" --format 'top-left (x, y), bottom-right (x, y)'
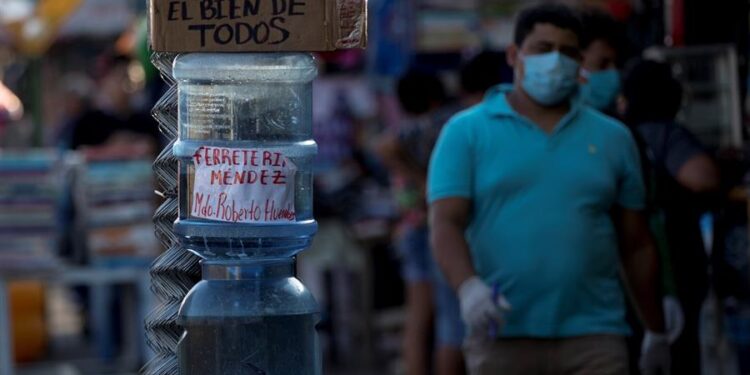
top-left (201, 259), bottom-right (294, 280)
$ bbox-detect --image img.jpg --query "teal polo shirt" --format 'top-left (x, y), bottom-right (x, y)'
top-left (428, 85), bottom-right (645, 338)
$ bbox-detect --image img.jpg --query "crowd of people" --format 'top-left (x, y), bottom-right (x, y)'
top-left (383, 3), bottom-right (721, 375)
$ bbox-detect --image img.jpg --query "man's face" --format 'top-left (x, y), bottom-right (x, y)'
top-left (100, 64), bottom-right (133, 112)
top-left (582, 39), bottom-right (618, 72)
top-left (508, 23), bottom-right (582, 77)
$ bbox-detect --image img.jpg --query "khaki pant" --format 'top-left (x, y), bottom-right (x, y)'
top-left (464, 334), bottom-right (629, 375)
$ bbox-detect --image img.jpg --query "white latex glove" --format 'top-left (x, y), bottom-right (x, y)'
top-left (640, 331), bottom-right (671, 375)
top-left (663, 296), bottom-right (685, 344)
top-left (458, 276), bottom-right (511, 336)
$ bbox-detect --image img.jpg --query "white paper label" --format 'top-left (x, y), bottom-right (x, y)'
top-left (191, 146), bottom-right (297, 224)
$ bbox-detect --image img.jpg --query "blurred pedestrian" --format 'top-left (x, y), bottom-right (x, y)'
top-left (578, 8), bottom-right (628, 113)
top-left (579, 8), bottom-right (689, 368)
top-left (577, 7), bottom-right (633, 193)
top-left (621, 59), bottom-right (720, 375)
top-left (63, 52), bottom-right (160, 159)
top-left (378, 71), bottom-right (466, 375)
top-left (458, 51), bottom-right (508, 108)
top-left (58, 53), bottom-right (161, 346)
top-left (55, 73), bottom-right (93, 150)
top-left (428, 4), bottom-right (669, 375)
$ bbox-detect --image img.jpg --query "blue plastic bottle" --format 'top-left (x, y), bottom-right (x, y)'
top-left (173, 53), bottom-right (320, 375)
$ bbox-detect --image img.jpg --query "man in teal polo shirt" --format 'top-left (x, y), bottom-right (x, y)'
top-left (428, 4), bottom-right (670, 375)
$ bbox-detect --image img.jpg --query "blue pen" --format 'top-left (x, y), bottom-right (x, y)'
top-left (488, 282), bottom-right (501, 339)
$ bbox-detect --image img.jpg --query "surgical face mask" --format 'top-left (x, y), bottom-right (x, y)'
top-left (521, 51), bottom-right (580, 106)
top-left (580, 68), bottom-right (621, 111)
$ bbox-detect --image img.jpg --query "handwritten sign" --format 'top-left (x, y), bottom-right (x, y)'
top-left (166, 0), bottom-right (307, 48)
top-left (191, 146), bottom-right (296, 224)
top-left (150, 0), bottom-right (367, 52)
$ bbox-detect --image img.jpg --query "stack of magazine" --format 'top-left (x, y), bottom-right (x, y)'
top-left (82, 160), bottom-right (159, 266)
top-left (0, 151), bottom-right (64, 273)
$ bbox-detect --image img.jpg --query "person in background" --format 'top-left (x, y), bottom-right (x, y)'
top-left (56, 74), bottom-right (95, 263)
top-left (64, 53), bottom-right (160, 159)
top-left (58, 53), bottom-right (161, 344)
top-left (55, 73), bottom-right (94, 150)
top-left (577, 8), bottom-right (629, 114)
top-left (621, 59), bottom-right (720, 375)
top-left (428, 4), bottom-right (668, 374)
top-left (378, 71), bottom-right (465, 375)
top-left (579, 7), bottom-right (689, 366)
top-left (458, 51), bottom-right (508, 107)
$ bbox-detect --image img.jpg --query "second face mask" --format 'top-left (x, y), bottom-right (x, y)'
top-left (580, 68), bottom-right (621, 111)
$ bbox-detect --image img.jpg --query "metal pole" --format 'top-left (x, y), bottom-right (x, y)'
top-left (29, 58), bottom-right (43, 148)
top-left (0, 278), bottom-right (15, 375)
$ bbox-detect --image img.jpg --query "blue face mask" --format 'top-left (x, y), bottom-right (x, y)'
top-left (521, 51), bottom-right (580, 106)
top-left (580, 68), bottom-right (621, 111)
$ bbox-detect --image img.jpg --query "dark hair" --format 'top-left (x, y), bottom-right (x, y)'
top-left (622, 59), bottom-right (683, 125)
top-left (397, 70), bottom-right (446, 115)
top-left (460, 51), bottom-right (507, 95)
top-left (580, 8), bottom-right (628, 62)
top-left (94, 52), bottom-right (132, 81)
top-left (514, 3), bottom-right (583, 46)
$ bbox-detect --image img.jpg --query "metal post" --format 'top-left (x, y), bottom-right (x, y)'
top-left (29, 58), bottom-right (44, 148)
top-left (0, 278), bottom-right (15, 375)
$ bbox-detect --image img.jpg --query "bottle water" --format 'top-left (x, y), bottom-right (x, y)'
top-left (178, 260), bottom-right (320, 375)
top-left (173, 53), bottom-right (318, 260)
top-left (173, 53), bottom-right (321, 375)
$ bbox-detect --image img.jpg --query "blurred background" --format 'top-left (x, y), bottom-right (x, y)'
top-left (0, 0), bottom-right (749, 374)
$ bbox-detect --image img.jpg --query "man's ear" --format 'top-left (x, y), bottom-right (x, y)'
top-left (506, 44), bottom-right (519, 68)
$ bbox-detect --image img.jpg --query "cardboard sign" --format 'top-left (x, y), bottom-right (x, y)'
top-left (149, 0), bottom-right (367, 52)
top-left (190, 146), bottom-right (297, 224)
